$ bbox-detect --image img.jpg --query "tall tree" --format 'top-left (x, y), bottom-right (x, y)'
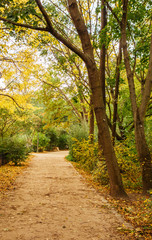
top-left (100, 0), bottom-right (107, 105)
top-left (121, 0), bottom-right (152, 193)
top-left (0, 0), bottom-right (127, 197)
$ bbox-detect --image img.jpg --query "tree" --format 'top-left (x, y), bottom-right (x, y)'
top-left (103, 0), bottom-right (152, 193)
top-left (0, 0), bottom-right (127, 197)
top-left (120, 0), bottom-right (152, 193)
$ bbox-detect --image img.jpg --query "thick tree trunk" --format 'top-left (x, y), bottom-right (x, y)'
top-left (135, 111), bottom-right (152, 193)
top-left (87, 63), bottom-right (127, 198)
top-left (35, 0), bottom-right (127, 198)
top-left (67, 0), bottom-right (127, 198)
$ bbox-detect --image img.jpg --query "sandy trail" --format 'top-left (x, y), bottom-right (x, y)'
top-left (0, 151), bottom-right (131, 240)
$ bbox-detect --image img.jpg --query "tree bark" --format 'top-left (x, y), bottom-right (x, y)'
top-left (100, 0), bottom-right (107, 105)
top-left (89, 96), bottom-right (94, 143)
top-left (121, 0), bottom-right (152, 193)
top-left (135, 111), bottom-right (152, 193)
top-left (112, 39), bottom-right (122, 145)
top-left (139, 35), bottom-right (152, 121)
top-left (87, 63), bottom-right (127, 197)
top-left (68, 0), bottom-right (127, 197)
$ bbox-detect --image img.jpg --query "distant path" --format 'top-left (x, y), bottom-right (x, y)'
top-left (0, 151), bottom-right (131, 240)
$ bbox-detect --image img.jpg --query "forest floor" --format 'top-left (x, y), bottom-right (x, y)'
top-left (0, 151), bottom-right (133, 240)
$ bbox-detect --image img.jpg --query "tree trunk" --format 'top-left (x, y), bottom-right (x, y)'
top-left (37, 132), bottom-right (39, 153)
top-left (121, 0), bottom-right (152, 193)
top-left (87, 63), bottom-right (127, 198)
top-left (67, 0), bottom-right (127, 198)
top-left (112, 39), bottom-right (122, 145)
top-left (135, 111), bottom-right (152, 193)
top-left (100, 0), bottom-right (107, 105)
top-left (34, 0), bottom-right (128, 198)
top-left (89, 96), bottom-right (94, 143)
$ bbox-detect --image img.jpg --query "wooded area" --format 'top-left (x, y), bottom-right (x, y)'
top-left (0, 0), bottom-right (152, 238)
top-left (0, 0), bottom-right (152, 205)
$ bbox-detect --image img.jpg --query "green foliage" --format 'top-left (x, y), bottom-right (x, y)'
top-left (145, 115), bottom-right (152, 150)
top-left (0, 137), bottom-right (29, 166)
top-left (68, 123), bottom-right (89, 142)
top-left (45, 128), bottom-right (58, 150)
top-left (115, 137), bottom-right (142, 190)
top-left (32, 132), bottom-right (50, 152)
top-left (71, 138), bottom-right (99, 170)
top-left (68, 135), bottom-right (109, 185)
top-left (32, 128), bottom-right (69, 152)
top-left (58, 130), bottom-right (68, 150)
top-left (67, 123), bottom-right (89, 159)
top-left (68, 129), bottom-right (142, 189)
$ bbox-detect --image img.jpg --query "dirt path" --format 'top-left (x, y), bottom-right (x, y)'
top-left (0, 151), bottom-right (132, 240)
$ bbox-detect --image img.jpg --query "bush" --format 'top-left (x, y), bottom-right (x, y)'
top-left (58, 131), bottom-right (68, 150)
top-left (45, 128), bottom-right (58, 150)
top-left (32, 128), bottom-right (69, 152)
top-left (67, 130), bottom-right (142, 189)
top-left (69, 137), bottom-right (109, 185)
top-left (0, 137), bottom-right (29, 166)
top-left (114, 138), bottom-right (142, 190)
top-left (32, 132), bottom-right (50, 152)
top-left (68, 123), bottom-right (89, 142)
top-left (68, 123), bottom-right (89, 160)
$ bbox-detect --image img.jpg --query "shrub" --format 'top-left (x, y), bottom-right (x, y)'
top-left (45, 128), bottom-right (58, 150)
top-left (92, 160), bottom-right (109, 185)
top-left (68, 123), bottom-right (89, 160)
top-left (68, 131), bottom-right (142, 189)
top-left (68, 123), bottom-right (89, 142)
top-left (0, 137), bottom-right (29, 166)
top-left (32, 132), bottom-right (50, 152)
top-left (70, 137), bottom-right (109, 185)
top-left (58, 131), bottom-right (68, 150)
top-left (114, 138), bottom-right (142, 190)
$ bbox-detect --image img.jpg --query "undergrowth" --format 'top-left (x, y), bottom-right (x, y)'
top-left (67, 135), bottom-right (152, 239)
top-left (69, 136), bottom-right (141, 190)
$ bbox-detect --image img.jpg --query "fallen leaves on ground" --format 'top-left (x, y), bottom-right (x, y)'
top-left (0, 158), bottom-right (30, 197)
top-left (107, 192), bottom-right (152, 240)
top-left (70, 161), bottom-right (152, 240)
top-left (1, 158), bottom-right (152, 239)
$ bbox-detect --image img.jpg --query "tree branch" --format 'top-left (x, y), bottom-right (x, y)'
top-left (35, 0), bottom-right (88, 63)
top-left (139, 34), bottom-right (152, 120)
top-left (106, 1), bottom-right (121, 26)
top-left (41, 79), bottom-right (82, 121)
top-left (0, 16), bottom-right (48, 31)
top-left (0, 94), bottom-right (24, 109)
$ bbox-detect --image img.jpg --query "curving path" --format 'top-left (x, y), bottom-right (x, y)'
top-left (0, 151), bottom-right (131, 240)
